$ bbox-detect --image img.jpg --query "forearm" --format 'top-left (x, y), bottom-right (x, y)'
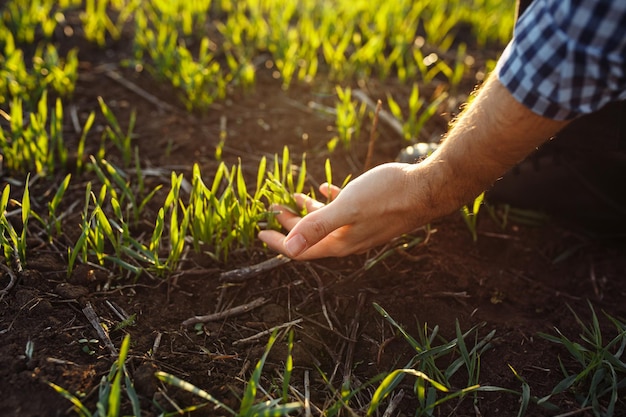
top-left (404, 74), bottom-right (570, 226)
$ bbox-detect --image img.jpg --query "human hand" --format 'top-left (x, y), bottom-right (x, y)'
top-left (258, 163), bottom-right (425, 260)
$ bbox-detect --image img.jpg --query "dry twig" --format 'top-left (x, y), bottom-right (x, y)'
top-left (105, 300), bottom-right (131, 321)
top-left (363, 99), bottom-right (382, 171)
top-left (342, 292), bottom-right (366, 389)
top-left (104, 69), bottom-right (179, 114)
top-left (554, 407), bottom-right (594, 417)
top-left (151, 332), bottom-right (162, 358)
top-left (285, 373), bottom-right (325, 416)
top-left (353, 89), bottom-right (404, 137)
top-left (232, 318), bottom-right (303, 346)
top-left (182, 296), bottom-right (268, 326)
top-left (82, 302), bottom-right (117, 355)
top-left (304, 369), bottom-right (312, 417)
top-left (382, 389), bottom-right (405, 417)
top-left (47, 357), bottom-right (79, 366)
top-left (304, 264), bottom-right (334, 331)
top-left (219, 255), bottom-right (291, 282)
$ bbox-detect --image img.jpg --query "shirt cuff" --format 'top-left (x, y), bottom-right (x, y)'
top-left (496, 0), bottom-right (626, 121)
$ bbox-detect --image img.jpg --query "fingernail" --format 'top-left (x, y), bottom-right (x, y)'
top-left (285, 234), bottom-right (307, 257)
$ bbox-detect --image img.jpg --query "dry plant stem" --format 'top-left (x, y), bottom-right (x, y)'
top-left (479, 231), bottom-right (520, 240)
top-left (0, 263), bottom-right (17, 300)
top-left (12, 246), bottom-right (23, 274)
top-left (82, 302), bottom-right (117, 355)
top-left (353, 89), bottom-right (404, 137)
top-left (304, 263), bottom-right (333, 331)
top-left (157, 387), bottom-right (184, 414)
top-left (69, 104), bottom-right (81, 133)
top-left (182, 296), bottom-right (268, 326)
top-left (377, 336), bottom-right (396, 366)
top-left (214, 286), bottom-right (227, 314)
top-left (554, 407), bottom-right (594, 417)
top-left (382, 389), bottom-right (405, 417)
top-left (423, 291), bottom-right (471, 299)
top-left (0, 108), bottom-right (9, 121)
top-left (47, 357), bottom-right (79, 366)
top-left (219, 254), bottom-right (291, 282)
top-left (285, 374), bottom-right (325, 416)
top-left (105, 300), bottom-right (130, 321)
top-left (342, 292), bottom-right (366, 389)
top-left (104, 69), bottom-right (179, 114)
top-left (304, 369), bottom-right (312, 417)
top-left (151, 332), bottom-right (162, 358)
top-left (363, 99), bottom-right (382, 171)
top-left (302, 316), bottom-right (358, 343)
top-left (232, 318), bottom-right (303, 346)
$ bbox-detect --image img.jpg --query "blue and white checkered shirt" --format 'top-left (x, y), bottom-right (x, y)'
top-left (496, 0), bottom-right (626, 120)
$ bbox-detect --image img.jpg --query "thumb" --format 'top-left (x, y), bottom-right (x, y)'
top-left (282, 202), bottom-right (347, 258)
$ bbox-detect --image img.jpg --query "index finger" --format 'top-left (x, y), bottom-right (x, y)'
top-left (281, 197), bottom-right (355, 258)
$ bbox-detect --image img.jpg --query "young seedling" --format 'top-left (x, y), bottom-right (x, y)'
top-left (460, 192), bottom-right (485, 242)
top-left (387, 83), bottom-right (448, 141)
top-left (67, 183), bottom-right (92, 278)
top-left (0, 91), bottom-right (90, 175)
top-left (80, 0), bottom-right (133, 47)
top-left (48, 334), bottom-right (141, 417)
top-left (97, 97), bottom-right (136, 167)
top-left (328, 86), bottom-right (366, 151)
top-left (89, 156), bottom-right (161, 225)
top-left (368, 303), bottom-right (533, 416)
top-left (0, 30), bottom-right (78, 108)
top-left (0, 185), bottom-right (20, 268)
top-left (537, 302), bottom-right (626, 416)
top-left (2, 0), bottom-right (57, 43)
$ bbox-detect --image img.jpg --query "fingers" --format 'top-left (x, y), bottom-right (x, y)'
top-left (268, 194), bottom-right (326, 232)
top-left (257, 230), bottom-right (287, 254)
top-left (261, 184), bottom-right (347, 259)
top-left (318, 183), bottom-right (341, 201)
top-left (293, 193), bottom-right (325, 212)
top-left (270, 206), bottom-right (302, 231)
top-left (283, 202), bottom-right (351, 258)
top-left (258, 228), bottom-right (349, 260)
top-left (261, 201), bottom-right (349, 259)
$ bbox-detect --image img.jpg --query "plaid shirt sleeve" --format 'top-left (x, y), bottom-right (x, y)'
top-left (496, 0), bottom-right (626, 120)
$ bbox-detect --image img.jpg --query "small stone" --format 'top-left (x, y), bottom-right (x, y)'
top-left (54, 283), bottom-right (89, 300)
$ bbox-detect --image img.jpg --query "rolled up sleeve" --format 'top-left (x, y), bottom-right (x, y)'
top-left (496, 0), bottom-right (626, 120)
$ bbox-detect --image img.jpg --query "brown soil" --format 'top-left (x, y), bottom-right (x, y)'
top-left (1, 19), bottom-right (626, 417)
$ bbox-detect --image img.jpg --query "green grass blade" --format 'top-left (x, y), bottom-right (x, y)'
top-left (124, 370), bottom-right (141, 417)
top-left (373, 302), bottom-right (421, 351)
top-left (77, 112), bottom-right (95, 171)
top-left (0, 185), bottom-right (11, 214)
top-left (108, 334), bottom-right (130, 417)
top-left (50, 174), bottom-right (71, 214)
top-left (367, 369), bottom-right (448, 416)
top-left (22, 174), bottom-right (31, 226)
top-left (97, 96), bottom-right (123, 138)
top-left (47, 381), bottom-right (93, 417)
top-left (240, 330), bottom-right (279, 415)
top-left (282, 330), bottom-right (294, 403)
top-left (156, 371), bottom-right (236, 415)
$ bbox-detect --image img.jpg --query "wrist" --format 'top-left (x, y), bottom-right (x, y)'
top-left (403, 160), bottom-right (460, 227)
